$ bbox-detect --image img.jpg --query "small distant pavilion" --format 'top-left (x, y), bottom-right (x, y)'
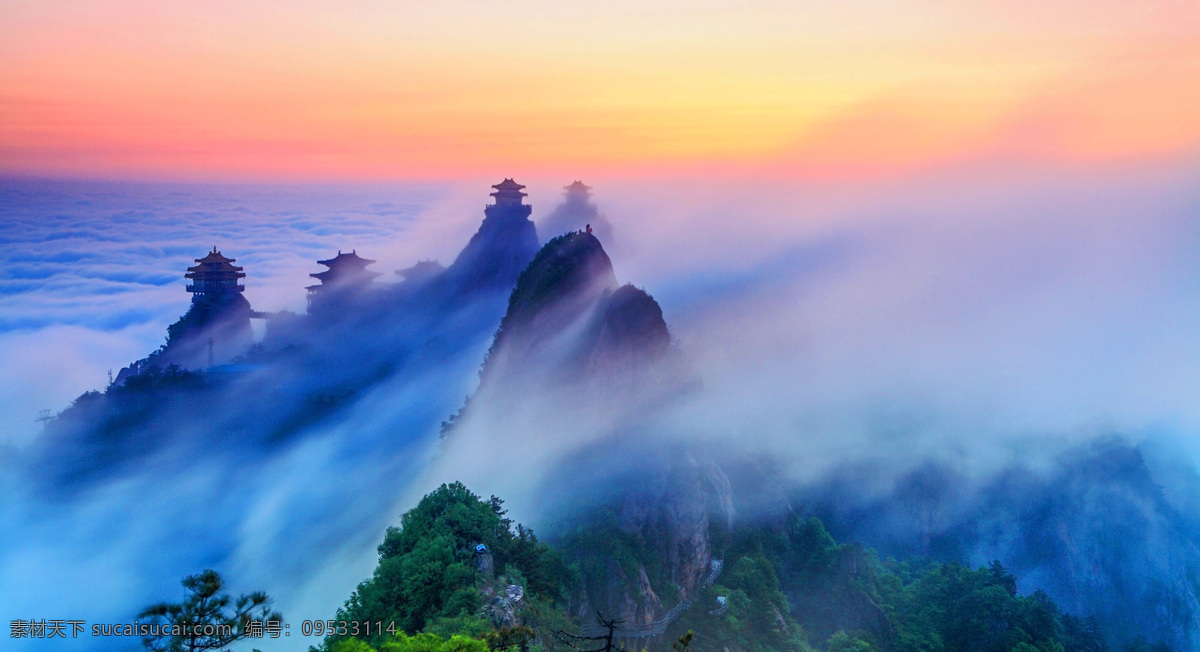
top-left (306, 250), bottom-right (379, 307)
top-left (564, 180), bottom-right (592, 200)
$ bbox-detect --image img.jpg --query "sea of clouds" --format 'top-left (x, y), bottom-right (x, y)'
top-left (2, 161), bottom-right (1200, 650)
top-left (0, 179), bottom-right (466, 446)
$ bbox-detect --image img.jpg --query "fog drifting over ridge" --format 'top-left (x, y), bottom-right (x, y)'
top-left (670, 164), bottom-right (1200, 468)
top-left (423, 161), bottom-right (1200, 512)
top-left (2, 160), bottom-right (1200, 650)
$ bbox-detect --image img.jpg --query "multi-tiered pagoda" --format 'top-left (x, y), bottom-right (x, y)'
top-left (306, 250), bottom-right (379, 311)
top-left (185, 248), bottom-right (246, 303)
top-left (482, 178), bottom-right (534, 225)
top-left (152, 247), bottom-right (256, 369)
top-left (489, 178), bottom-right (528, 209)
top-left (564, 180), bottom-right (592, 201)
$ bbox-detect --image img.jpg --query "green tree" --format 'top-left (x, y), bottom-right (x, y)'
top-left (672, 553), bottom-right (811, 652)
top-left (329, 482), bottom-right (574, 649)
top-left (484, 625), bottom-right (536, 651)
top-left (329, 632), bottom-right (489, 652)
top-left (827, 631), bottom-right (879, 652)
top-left (139, 569), bottom-right (281, 652)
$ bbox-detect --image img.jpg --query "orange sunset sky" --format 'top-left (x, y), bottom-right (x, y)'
top-left (1, 0), bottom-right (1198, 181)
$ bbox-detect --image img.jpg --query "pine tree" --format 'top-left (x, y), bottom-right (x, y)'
top-left (139, 569), bottom-right (281, 652)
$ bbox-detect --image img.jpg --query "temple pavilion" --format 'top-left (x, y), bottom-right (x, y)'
top-left (306, 250), bottom-right (379, 307)
top-left (185, 248), bottom-right (245, 302)
top-left (490, 178), bottom-right (528, 208)
top-left (564, 180), bottom-right (592, 200)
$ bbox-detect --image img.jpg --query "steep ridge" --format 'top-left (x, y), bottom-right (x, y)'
top-left (448, 231), bottom-right (718, 633)
top-left (34, 180), bottom-right (543, 491)
top-left (491, 231), bottom-right (619, 351)
top-left (479, 231), bottom-right (670, 391)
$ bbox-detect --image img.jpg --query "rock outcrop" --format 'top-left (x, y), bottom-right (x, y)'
top-left (554, 448), bottom-right (735, 631)
top-left (480, 231), bottom-right (670, 392)
top-left (452, 227), bottom-right (712, 632)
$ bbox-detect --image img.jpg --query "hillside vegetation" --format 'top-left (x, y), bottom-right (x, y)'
top-left (322, 484), bottom-right (1107, 652)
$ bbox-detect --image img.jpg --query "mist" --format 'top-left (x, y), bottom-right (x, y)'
top-left (427, 161), bottom-right (1200, 505)
top-left (3, 158), bottom-right (1200, 650)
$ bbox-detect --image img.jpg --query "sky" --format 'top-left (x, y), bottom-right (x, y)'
top-left (1, 0), bottom-right (1198, 181)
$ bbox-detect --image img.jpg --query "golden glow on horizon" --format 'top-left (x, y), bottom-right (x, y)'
top-left (1, 0), bottom-right (1198, 180)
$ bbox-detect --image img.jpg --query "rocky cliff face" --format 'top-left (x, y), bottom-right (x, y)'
top-left (490, 232), bottom-right (616, 349)
top-left (584, 284), bottom-right (671, 381)
top-left (566, 451), bottom-right (735, 628)
top-left (613, 452), bottom-right (733, 604)
top-left (480, 231), bottom-right (671, 393)
top-left (452, 230), bottom-right (717, 628)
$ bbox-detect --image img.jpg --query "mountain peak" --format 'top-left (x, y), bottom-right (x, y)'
top-left (497, 231), bottom-right (618, 337)
top-left (470, 230), bottom-right (675, 396)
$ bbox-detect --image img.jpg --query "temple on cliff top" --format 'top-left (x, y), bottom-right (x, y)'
top-left (489, 178), bottom-right (528, 208)
top-left (185, 248), bottom-right (245, 303)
